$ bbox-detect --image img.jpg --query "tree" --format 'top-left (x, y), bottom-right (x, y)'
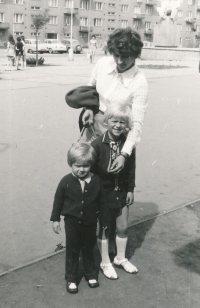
top-left (31, 9), bottom-right (50, 66)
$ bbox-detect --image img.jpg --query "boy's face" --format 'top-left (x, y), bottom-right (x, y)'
top-left (107, 117), bottom-right (128, 140)
top-left (72, 162), bottom-right (91, 180)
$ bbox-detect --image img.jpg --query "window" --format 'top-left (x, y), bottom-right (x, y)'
top-left (65, 15), bottom-right (71, 25)
top-left (108, 27), bottom-right (115, 31)
top-left (65, 0), bottom-right (74, 8)
top-left (13, 0), bottom-right (23, 4)
top-left (0, 0), bottom-right (5, 3)
top-left (80, 17), bottom-right (88, 26)
top-left (94, 18), bottom-right (102, 26)
top-left (146, 6), bottom-right (152, 15)
top-left (133, 20), bottom-right (140, 29)
top-left (134, 6), bottom-right (141, 14)
top-left (95, 34), bottom-right (102, 37)
top-left (197, 12), bottom-right (200, 19)
top-left (108, 12), bottom-right (116, 15)
top-left (95, 2), bottom-right (103, 10)
top-left (14, 32), bottom-right (23, 36)
top-left (177, 24), bottom-right (182, 31)
top-left (49, 0), bottom-right (58, 7)
top-left (187, 11), bottom-right (192, 18)
top-left (186, 24), bottom-right (191, 31)
top-left (49, 16), bottom-right (58, 24)
top-left (108, 19), bottom-right (115, 22)
top-left (121, 5), bottom-right (129, 13)
top-left (14, 13), bottom-right (23, 23)
top-left (80, 0), bottom-right (89, 9)
top-left (31, 6), bottom-right (41, 10)
top-left (108, 3), bottom-right (116, 7)
top-left (0, 12), bottom-right (4, 22)
top-left (196, 25), bottom-right (200, 31)
top-left (121, 20), bottom-right (128, 28)
top-left (31, 32), bottom-right (41, 36)
top-left (79, 33), bottom-right (87, 37)
top-left (187, 0), bottom-right (192, 4)
top-left (0, 31), bottom-right (4, 35)
top-left (177, 10), bottom-right (183, 17)
top-left (145, 22), bottom-right (151, 30)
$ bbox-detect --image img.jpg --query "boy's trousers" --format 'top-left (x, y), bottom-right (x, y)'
top-left (64, 216), bottom-right (97, 283)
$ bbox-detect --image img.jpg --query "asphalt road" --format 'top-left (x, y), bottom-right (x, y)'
top-left (0, 53), bottom-right (200, 275)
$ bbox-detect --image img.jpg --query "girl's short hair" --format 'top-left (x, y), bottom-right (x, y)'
top-left (17, 37), bottom-right (21, 42)
top-left (67, 143), bottom-right (97, 167)
top-left (104, 104), bottom-right (133, 130)
top-left (107, 27), bottom-right (143, 59)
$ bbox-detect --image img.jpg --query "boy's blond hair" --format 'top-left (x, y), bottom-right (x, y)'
top-left (67, 143), bottom-right (96, 167)
top-left (103, 103), bottom-right (133, 130)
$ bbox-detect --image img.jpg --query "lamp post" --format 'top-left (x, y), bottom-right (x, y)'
top-left (68, 0), bottom-right (74, 61)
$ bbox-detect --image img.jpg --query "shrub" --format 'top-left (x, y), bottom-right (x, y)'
top-left (26, 57), bottom-right (45, 66)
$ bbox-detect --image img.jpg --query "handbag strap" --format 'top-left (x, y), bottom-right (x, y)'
top-left (77, 125), bottom-right (97, 142)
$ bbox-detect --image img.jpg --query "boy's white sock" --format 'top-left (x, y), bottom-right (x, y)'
top-left (97, 239), bottom-right (110, 264)
top-left (116, 236), bottom-right (128, 261)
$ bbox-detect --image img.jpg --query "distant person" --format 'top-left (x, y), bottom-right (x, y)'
top-left (50, 143), bottom-right (109, 294)
top-left (21, 36), bottom-right (27, 71)
top-left (89, 35), bottom-right (97, 63)
top-left (6, 35), bottom-right (16, 71)
top-left (15, 37), bottom-right (24, 70)
top-left (103, 40), bottom-right (108, 55)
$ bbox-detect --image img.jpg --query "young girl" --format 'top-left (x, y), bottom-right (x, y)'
top-left (91, 103), bottom-right (138, 280)
top-left (6, 35), bottom-right (16, 71)
top-left (50, 143), bottom-right (109, 294)
top-left (89, 35), bottom-right (97, 63)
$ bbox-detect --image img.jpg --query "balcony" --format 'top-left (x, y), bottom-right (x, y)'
top-left (185, 17), bottom-right (196, 24)
top-left (132, 13), bottom-right (145, 20)
top-left (136, 0), bottom-right (143, 2)
top-left (79, 26), bottom-right (93, 32)
top-left (0, 22), bottom-right (10, 29)
top-left (144, 29), bottom-right (153, 35)
top-left (64, 8), bottom-right (78, 14)
top-left (145, 0), bottom-right (157, 5)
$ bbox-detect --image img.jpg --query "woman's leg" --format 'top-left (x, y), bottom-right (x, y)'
top-left (16, 56), bottom-right (19, 70)
top-left (114, 206), bottom-right (138, 273)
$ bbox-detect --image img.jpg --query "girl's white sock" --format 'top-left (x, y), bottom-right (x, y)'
top-left (97, 239), bottom-right (110, 264)
top-left (116, 236), bottom-right (128, 260)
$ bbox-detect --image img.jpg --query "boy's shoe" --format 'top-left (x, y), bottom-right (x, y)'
top-left (113, 257), bottom-right (138, 274)
top-left (88, 279), bottom-right (99, 288)
top-left (66, 282), bottom-right (78, 294)
top-left (100, 262), bottom-right (118, 280)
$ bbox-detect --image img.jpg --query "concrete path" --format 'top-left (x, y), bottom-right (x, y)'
top-left (0, 54), bottom-right (200, 275)
top-left (1, 200), bottom-right (200, 308)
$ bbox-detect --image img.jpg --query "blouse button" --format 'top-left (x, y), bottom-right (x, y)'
top-left (80, 212), bottom-right (83, 215)
top-left (116, 197), bottom-right (119, 200)
top-left (82, 201), bottom-right (84, 204)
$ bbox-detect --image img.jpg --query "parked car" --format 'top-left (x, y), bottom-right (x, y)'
top-left (61, 39), bottom-right (82, 54)
top-left (25, 39), bottom-right (47, 54)
top-left (43, 39), bottom-right (66, 54)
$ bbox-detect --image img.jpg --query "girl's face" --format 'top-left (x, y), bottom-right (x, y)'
top-left (113, 53), bottom-right (135, 73)
top-left (72, 162), bottom-right (91, 179)
top-left (107, 117), bottom-right (128, 140)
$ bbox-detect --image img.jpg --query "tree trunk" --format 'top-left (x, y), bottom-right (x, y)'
top-left (36, 31), bottom-right (38, 66)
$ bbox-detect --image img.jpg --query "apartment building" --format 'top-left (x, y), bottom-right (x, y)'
top-left (0, 0), bottom-right (161, 48)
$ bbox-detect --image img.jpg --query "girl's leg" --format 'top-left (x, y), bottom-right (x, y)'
top-left (114, 206), bottom-right (138, 274)
top-left (16, 56), bottom-right (19, 70)
top-left (98, 220), bottom-right (118, 279)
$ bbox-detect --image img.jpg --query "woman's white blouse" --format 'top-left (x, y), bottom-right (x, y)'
top-left (88, 56), bottom-right (148, 155)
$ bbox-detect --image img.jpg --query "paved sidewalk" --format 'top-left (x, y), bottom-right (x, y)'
top-left (0, 54), bottom-right (200, 275)
top-left (1, 200), bottom-right (200, 308)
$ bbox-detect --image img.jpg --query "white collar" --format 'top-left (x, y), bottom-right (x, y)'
top-left (106, 58), bottom-right (139, 88)
top-left (72, 172), bottom-right (93, 183)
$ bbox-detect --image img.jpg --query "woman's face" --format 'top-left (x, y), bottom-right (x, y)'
top-left (113, 53), bottom-right (135, 73)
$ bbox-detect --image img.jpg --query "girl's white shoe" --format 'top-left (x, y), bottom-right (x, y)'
top-left (114, 257), bottom-right (138, 274)
top-left (100, 262), bottom-right (118, 280)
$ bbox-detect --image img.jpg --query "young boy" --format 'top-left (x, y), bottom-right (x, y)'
top-left (91, 103), bottom-right (138, 280)
top-left (50, 143), bottom-right (109, 294)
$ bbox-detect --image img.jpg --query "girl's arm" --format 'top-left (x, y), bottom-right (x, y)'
top-left (50, 179), bottom-right (65, 222)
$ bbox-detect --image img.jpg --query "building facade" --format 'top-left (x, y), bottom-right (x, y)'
top-left (0, 0), bottom-right (160, 48)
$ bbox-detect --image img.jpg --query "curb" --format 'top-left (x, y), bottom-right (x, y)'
top-left (0, 198), bottom-right (199, 278)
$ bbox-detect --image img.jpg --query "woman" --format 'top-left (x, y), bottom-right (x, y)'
top-left (83, 27), bottom-right (148, 174)
top-left (6, 35), bottom-right (16, 71)
top-left (89, 35), bottom-right (97, 63)
top-left (21, 36), bottom-right (27, 71)
top-left (15, 36), bottom-right (24, 71)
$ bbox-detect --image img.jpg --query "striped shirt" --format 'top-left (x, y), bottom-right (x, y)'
top-left (88, 56), bottom-right (148, 155)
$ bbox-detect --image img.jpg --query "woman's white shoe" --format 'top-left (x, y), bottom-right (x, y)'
top-left (114, 257), bottom-right (138, 274)
top-left (100, 262), bottom-right (118, 280)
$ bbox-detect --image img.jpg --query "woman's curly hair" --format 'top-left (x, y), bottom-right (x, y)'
top-left (107, 27), bottom-right (143, 59)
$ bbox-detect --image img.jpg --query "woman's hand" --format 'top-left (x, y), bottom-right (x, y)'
top-left (126, 192), bottom-right (134, 207)
top-left (108, 155), bottom-right (126, 174)
top-left (82, 109), bottom-right (94, 127)
top-left (52, 221), bottom-right (61, 234)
